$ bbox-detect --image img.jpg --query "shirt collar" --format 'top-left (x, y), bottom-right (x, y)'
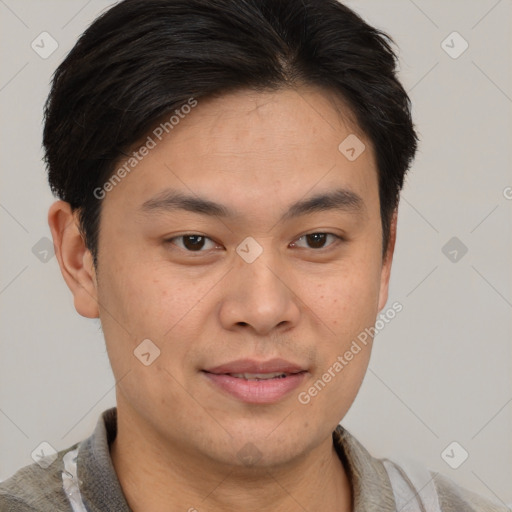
top-left (333, 424), bottom-right (395, 511)
top-left (77, 407), bottom-right (131, 512)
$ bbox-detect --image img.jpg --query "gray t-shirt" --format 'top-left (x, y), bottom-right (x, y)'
top-left (0, 407), bottom-right (509, 511)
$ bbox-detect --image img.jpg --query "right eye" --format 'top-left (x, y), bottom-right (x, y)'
top-left (165, 234), bottom-right (220, 253)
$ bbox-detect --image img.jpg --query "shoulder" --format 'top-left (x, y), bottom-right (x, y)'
top-left (432, 470), bottom-right (511, 512)
top-left (333, 425), bottom-right (510, 512)
top-left (382, 456), bottom-right (510, 512)
top-left (0, 444), bottom-right (78, 512)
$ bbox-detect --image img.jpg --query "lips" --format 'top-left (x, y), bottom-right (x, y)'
top-left (202, 358), bottom-right (307, 404)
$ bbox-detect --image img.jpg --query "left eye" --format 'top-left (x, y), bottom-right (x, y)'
top-left (291, 232), bottom-right (341, 250)
top-left (168, 234), bottom-right (218, 252)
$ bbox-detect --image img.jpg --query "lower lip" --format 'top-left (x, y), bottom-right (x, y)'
top-left (202, 371), bottom-right (307, 404)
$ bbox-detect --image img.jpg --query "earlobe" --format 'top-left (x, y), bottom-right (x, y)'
top-left (377, 208), bottom-right (398, 312)
top-left (48, 200), bottom-right (100, 318)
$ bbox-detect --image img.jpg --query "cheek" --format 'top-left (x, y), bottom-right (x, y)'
top-left (98, 253), bottom-right (204, 338)
top-left (297, 272), bottom-right (379, 421)
top-left (96, 261), bottom-right (205, 406)
top-left (312, 262), bottom-right (382, 339)
top-left (96, 255), bottom-right (221, 388)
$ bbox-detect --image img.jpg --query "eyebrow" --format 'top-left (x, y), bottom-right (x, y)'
top-left (140, 187), bottom-right (366, 222)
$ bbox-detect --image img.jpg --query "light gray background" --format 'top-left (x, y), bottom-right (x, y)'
top-left (1, 0), bottom-right (511, 506)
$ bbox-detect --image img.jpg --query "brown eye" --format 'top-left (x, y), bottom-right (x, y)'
top-left (168, 234), bottom-right (217, 252)
top-left (306, 233), bottom-right (328, 249)
top-left (291, 232), bottom-right (341, 250)
top-left (183, 235), bottom-right (206, 251)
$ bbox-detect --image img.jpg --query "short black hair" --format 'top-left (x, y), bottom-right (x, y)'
top-left (43, 0), bottom-right (418, 267)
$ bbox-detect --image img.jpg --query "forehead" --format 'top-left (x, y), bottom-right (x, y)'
top-left (105, 86), bottom-right (379, 221)
top-left (163, 86), bottom-right (367, 161)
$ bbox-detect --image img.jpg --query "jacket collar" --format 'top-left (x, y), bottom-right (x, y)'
top-left (77, 407), bottom-right (395, 512)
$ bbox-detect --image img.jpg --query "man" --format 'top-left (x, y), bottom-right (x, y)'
top-left (0, 0), bottom-right (508, 510)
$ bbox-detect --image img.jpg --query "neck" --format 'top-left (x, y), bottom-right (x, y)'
top-left (110, 408), bottom-right (353, 512)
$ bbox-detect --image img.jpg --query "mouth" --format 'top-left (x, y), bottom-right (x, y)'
top-left (202, 359), bottom-right (308, 404)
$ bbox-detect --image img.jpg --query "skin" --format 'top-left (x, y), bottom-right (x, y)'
top-left (49, 85), bottom-right (397, 512)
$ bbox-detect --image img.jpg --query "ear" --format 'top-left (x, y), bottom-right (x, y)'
top-left (48, 200), bottom-right (99, 318)
top-left (377, 207), bottom-right (398, 312)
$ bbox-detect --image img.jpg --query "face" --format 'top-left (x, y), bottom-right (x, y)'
top-left (69, 86), bottom-right (395, 470)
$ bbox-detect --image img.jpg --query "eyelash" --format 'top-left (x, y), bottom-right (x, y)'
top-left (165, 232), bottom-right (344, 253)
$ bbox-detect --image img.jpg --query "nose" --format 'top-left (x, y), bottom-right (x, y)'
top-left (218, 246), bottom-right (301, 336)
